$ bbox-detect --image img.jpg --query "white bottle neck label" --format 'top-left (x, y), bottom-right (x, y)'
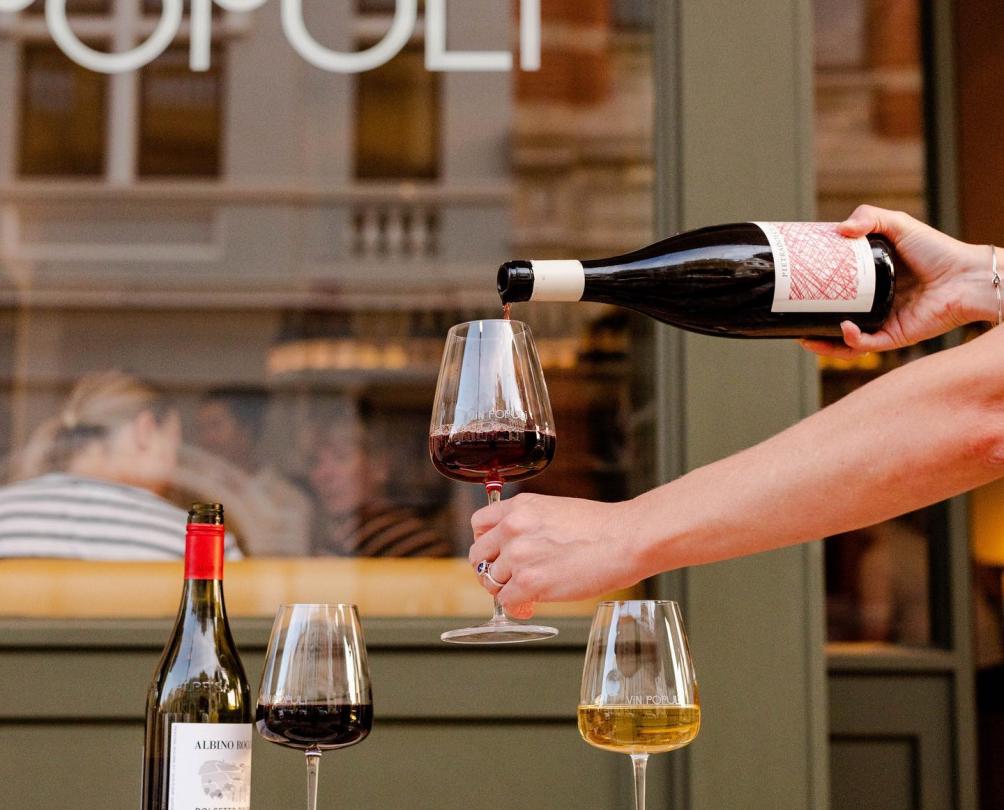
top-left (754, 222), bottom-right (877, 313)
top-left (168, 722), bottom-right (252, 810)
top-left (529, 260), bottom-right (586, 302)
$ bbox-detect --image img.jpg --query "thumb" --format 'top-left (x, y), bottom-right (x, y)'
top-left (838, 204), bottom-right (914, 241)
top-left (840, 320), bottom-right (897, 353)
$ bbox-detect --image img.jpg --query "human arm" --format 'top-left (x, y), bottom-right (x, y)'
top-left (801, 205), bottom-right (999, 358)
top-left (469, 324), bottom-right (1004, 617)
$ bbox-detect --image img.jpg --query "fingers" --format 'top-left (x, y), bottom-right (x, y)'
top-left (479, 557), bottom-right (512, 596)
top-left (798, 322), bottom-right (897, 358)
top-left (504, 600), bottom-right (536, 620)
top-left (838, 204), bottom-right (915, 240)
top-left (470, 497), bottom-right (512, 538)
top-left (468, 525), bottom-right (503, 568)
top-left (497, 578), bottom-right (536, 619)
top-left (839, 321), bottom-right (897, 353)
top-left (799, 338), bottom-right (868, 360)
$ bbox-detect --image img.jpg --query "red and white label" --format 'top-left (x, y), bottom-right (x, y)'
top-left (754, 222), bottom-right (876, 313)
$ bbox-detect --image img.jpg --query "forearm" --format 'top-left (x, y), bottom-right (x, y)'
top-left (629, 327), bottom-right (1004, 572)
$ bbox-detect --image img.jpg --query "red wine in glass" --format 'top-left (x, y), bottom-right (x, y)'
top-left (255, 604), bottom-right (372, 810)
top-left (429, 425), bottom-right (555, 486)
top-left (429, 319), bottom-right (558, 643)
top-left (256, 702), bottom-right (373, 751)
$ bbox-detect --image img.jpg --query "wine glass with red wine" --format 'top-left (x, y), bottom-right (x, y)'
top-left (256, 604), bottom-right (372, 810)
top-left (429, 319), bottom-right (558, 643)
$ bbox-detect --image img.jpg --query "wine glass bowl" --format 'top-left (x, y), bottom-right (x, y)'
top-left (256, 604), bottom-right (372, 810)
top-left (429, 319), bottom-right (559, 643)
top-left (578, 600), bottom-right (700, 810)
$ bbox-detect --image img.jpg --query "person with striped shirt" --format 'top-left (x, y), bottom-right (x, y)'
top-left (0, 371), bottom-right (240, 560)
top-left (308, 400), bottom-right (451, 558)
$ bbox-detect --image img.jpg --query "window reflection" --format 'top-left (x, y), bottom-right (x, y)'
top-left (814, 0), bottom-right (935, 647)
top-left (139, 47), bottom-right (223, 177)
top-left (1, 1), bottom-right (653, 618)
top-left (23, 0), bottom-right (110, 13)
top-left (19, 45), bottom-right (106, 176)
top-left (355, 45), bottom-right (439, 181)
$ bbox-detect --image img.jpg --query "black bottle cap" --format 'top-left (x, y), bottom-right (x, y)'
top-left (497, 260), bottom-right (534, 304)
top-left (188, 503), bottom-right (224, 525)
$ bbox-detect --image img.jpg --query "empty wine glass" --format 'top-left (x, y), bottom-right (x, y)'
top-left (579, 600), bottom-right (700, 810)
top-left (429, 319), bottom-right (558, 643)
top-left (256, 604), bottom-right (372, 810)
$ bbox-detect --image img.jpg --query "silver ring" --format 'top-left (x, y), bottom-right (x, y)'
top-left (477, 560), bottom-right (505, 589)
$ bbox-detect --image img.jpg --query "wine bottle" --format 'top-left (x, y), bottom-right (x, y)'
top-left (497, 222), bottom-right (896, 338)
top-left (142, 503), bottom-right (252, 810)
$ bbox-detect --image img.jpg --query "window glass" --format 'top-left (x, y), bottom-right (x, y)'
top-left (19, 44), bottom-right (106, 176)
top-left (139, 47), bottom-right (222, 177)
top-left (814, 0), bottom-right (936, 647)
top-left (0, 1), bottom-right (653, 618)
top-left (355, 46), bottom-right (439, 181)
top-left (24, 0), bottom-right (110, 13)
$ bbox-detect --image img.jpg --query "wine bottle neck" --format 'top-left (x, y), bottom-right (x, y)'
top-left (179, 578), bottom-right (227, 622)
top-left (184, 524), bottom-right (225, 581)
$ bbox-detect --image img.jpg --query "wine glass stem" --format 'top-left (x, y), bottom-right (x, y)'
top-left (630, 753), bottom-right (648, 810)
top-left (485, 485), bottom-right (508, 625)
top-left (305, 749), bottom-right (321, 810)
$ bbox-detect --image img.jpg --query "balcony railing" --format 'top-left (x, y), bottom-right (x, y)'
top-left (0, 181), bottom-right (512, 307)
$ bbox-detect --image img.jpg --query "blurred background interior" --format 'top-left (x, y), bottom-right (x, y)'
top-left (2, 0), bottom-right (1004, 807)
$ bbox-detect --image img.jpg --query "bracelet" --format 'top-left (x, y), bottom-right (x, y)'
top-left (994, 245), bottom-right (1002, 327)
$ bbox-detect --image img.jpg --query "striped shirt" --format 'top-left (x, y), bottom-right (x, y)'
top-left (314, 503), bottom-right (453, 558)
top-left (0, 474), bottom-right (241, 561)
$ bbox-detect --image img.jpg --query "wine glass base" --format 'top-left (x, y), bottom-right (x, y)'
top-left (440, 621), bottom-right (559, 644)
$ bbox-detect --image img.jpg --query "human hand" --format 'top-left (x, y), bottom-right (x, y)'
top-left (468, 493), bottom-right (643, 619)
top-left (800, 205), bottom-right (993, 359)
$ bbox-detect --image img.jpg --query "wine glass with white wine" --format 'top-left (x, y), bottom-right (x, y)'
top-left (578, 600), bottom-right (700, 810)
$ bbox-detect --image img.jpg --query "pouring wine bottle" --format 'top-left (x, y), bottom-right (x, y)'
top-left (142, 503), bottom-right (252, 810)
top-left (497, 222), bottom-right (896, 339)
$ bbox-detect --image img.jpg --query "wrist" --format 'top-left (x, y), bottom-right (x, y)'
top-left (616, 493), bottom-right (684, 580)
top-left (959, 243), bottom-right (1002, 325)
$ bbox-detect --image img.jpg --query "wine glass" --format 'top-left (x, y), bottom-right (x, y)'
top-left (429, 319), bottom-right (558, 643)
top-left (256, 604), bottom-right (373, 810)
top-left (578, 600), bottom-right (700, 810)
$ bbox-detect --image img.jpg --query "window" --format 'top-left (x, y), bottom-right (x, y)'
top-left (0, 0), bottom-right (655, 619)
top-left (13, 0), bottom-right (224, 180)
top-left (19, 44), bottom-right (106, 176)
top-left (814, 0), bottom-right (936, 648)
top-left (355, 45), bottom-right (439, 180)
top-left (139, 46), bottom-right (222, 177)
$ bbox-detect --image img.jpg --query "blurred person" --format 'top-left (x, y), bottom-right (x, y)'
top-left (309, 400), bottom-right (451, 558)
top-left (179, 387), bottom-right (312, 556)
top-left (466, 205), bottom-right (1004, 617)
top-left (0, 371), bottom-right (240, 560)
top-left (853, 518), bottom-right (930, 645)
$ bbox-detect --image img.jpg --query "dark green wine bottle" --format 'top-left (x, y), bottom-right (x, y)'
top-left (498, 221), bottom-right (896, 339)
top-left (141, 504), bottom-right (252, 810)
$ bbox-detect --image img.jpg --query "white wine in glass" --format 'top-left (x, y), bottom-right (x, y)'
top-left (579, 600), bottom-right (700, 809)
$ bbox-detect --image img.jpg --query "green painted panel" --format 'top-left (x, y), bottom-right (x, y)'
top-left (653, 0), bottom-right (829, 804)
top-left (831, 737), bottom-right (918, 810)
top-left (0, 619), bottom-right (672, 809)
top-left (829, 673), bottom-right (953, 809)
top-left (1, 723), bottom-right (146, 809)
top-left (0, 720), bottom-right (663, 810)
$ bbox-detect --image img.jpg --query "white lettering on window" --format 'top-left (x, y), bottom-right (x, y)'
top-left (9, 0), bottom-right (543, 74)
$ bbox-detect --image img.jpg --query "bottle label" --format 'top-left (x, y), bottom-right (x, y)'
top-left (168, 723), bottom-right (252, 810)
top-left (754, 222), bottom-right (876, 313)
top-left (529, 260), bottom-right (586, 302)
